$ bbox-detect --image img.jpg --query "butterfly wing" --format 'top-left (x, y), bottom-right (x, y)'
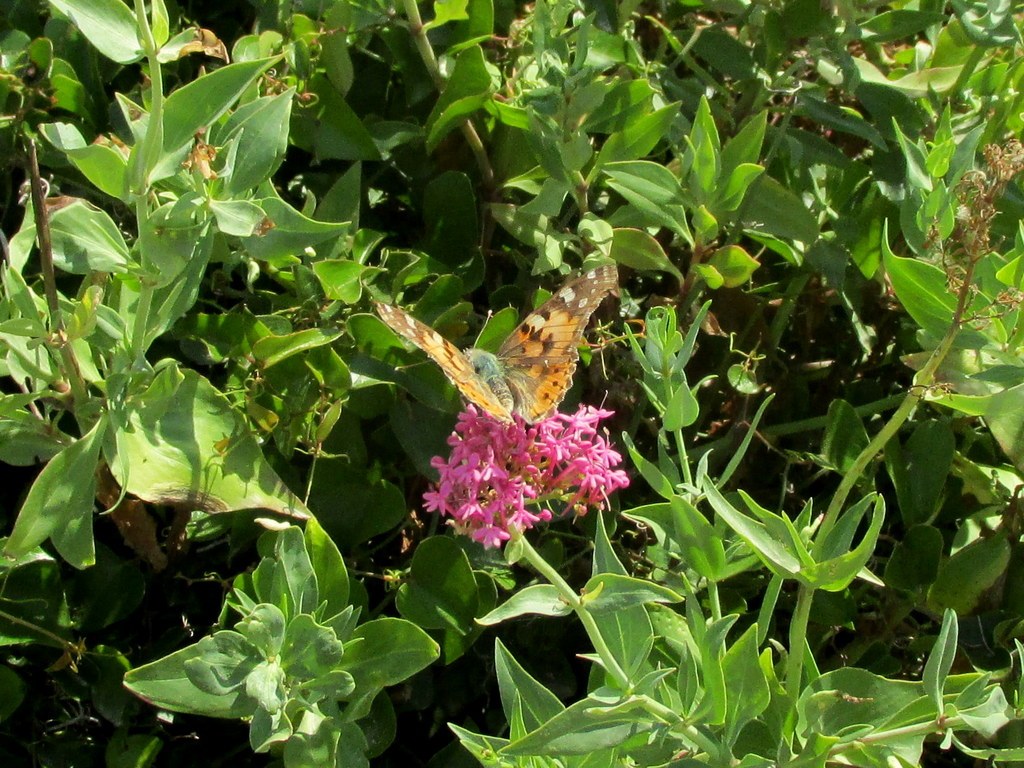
top-left (497, 264), bottom-right (618, 422)
top-left (374, 302), bottom-right (514, 421)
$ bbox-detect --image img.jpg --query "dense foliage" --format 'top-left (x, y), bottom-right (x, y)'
top-left (1, 0), bottom-right (1024, 766)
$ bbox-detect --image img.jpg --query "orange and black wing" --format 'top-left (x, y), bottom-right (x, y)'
top-left (374, 302), bottom-right (514, 421)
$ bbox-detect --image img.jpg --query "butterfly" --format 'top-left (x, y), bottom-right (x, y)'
top-left (374, 264), bottom-right (618, 423)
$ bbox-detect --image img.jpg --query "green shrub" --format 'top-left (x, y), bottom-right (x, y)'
top-left (1, 0), bottom-right (1023, 765)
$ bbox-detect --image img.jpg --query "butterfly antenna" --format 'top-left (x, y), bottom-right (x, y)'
top-left (473, 308), bottom-right (495, 346)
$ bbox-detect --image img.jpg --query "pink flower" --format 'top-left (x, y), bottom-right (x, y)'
top-left (423, 405), bottom-right (630, 548)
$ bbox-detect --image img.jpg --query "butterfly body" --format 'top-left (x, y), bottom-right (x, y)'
top-left (375, 264), bottom-right (618, 423)
top-left (465, 348), bottom-right (515, 413)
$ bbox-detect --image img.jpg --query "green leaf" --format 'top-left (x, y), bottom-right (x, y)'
top-left (623, 434), bottom-right (677, 500)
top-left (0, 666), bottom-right (26, 722)
top-left (274, 526), bottom-right (318, 616)
top-left (803, 494), bottom-right (885, 592)
top-left (923, 609), bottom-right (958, 715)
top-left (526, 111), bottom-right (591, 185)
top-left (0, 550), bottom-right (72, 646)
top-left (214, 90), bottom-right (294, 195)
top-left (48, 200), bottom-right (131, 274)
top-left (882, 230), bottom-right (957, 337)
top-left (251, 328), bottom-right (343, 369)
top-left (953, 0), bottom-right (1022, 46)
top-left (956, 685), bottom-right (1011, 739)
top-left (853, 58), bottom-right (963, 98)
top-left (477, 585), bottom-right (572, 624)
top-left (395, 537), bottom-right (479, 634)
top-left (883, 524), bottom-right (943, 590)
top-left (209, 199), bottom-right (265, 236)
top-left (241, 193), bottom-right (349, 266)
top-left (280, 614), bottom-right (346, 682)
top-left (124, 634), bottom-right (258, 718)
top-left (927, 533), bottom-right (1011, 615)
top-left (135, 197), bottom-right (211, 287)
top-left (423, 171), bottom-right (479, 267)
top-left (722, 624), bottom-right (771, 746)
top-left (662, 380), bottom-right (699, 431)
top-left (797, 94), bottom-right (886, 149)
top-left (305, 76), bottom-right (381, 162)
top-left (884, 420), bottom-right (955, 526)
top-left (609, 227), bottom-right (682, 278)
top-left (107, 366), bottom-right (311, 518)
top-left (822, 399), bottom-right (869, 473)
top-left (426, 45), bottom-right (493, 151)
top-left (503, 694), bottom-right (658, 756)
top-left (741, 175), bottom-right (819, 243)
top-left (426, 0), bottom-right (470, 30)
top-left (489, 203), bottom-right (570, 269)
top-left (582, 573), bottom-right (682, 613)
top-left (715, 163), bottom-right (764, 213)
top-left (339, 618), bottom-right (439, 692)
top-left (602, 160), bottom-right (692, 244)
top-left (5, 418), bottom-right (105, 566)
top-left (48, 0), bottom-right (142, 63)
top-left (893, 122), bottom-right (933, 191)
top-left (494, 639), bottom-right (564, 731)
top-left (452, 0), bottom-right (493, 38)
top-left (981, 383), bottom-right (1024, 471)
top-left (319, 27), bottom-right (353, 94)
top-left (683, 97), bottom-right (721, 204)
top-left (720, 111), bottom-right (766, 176)
top-left (40, 122), bottom-right (128, 200)
top-left (150, 0), bottom-right (168, 46)
top-left (282, 718), bottom-right (346, 767)
top-left (703, 481), bottom-right (804, 578)
top-left (450, 724), bottom-right (509, 763)
top-left (594, 102), bottom-right (680, 167)
top-left (798, 667), bottom-right (929, 765)
top-left (706, 244), bottom-right (759, 287)
top-left (163, 57), bottom-right (278, 153)
top-left (105, 731), bottom-right (163, 768)
top-left (671, 496), bottom-right (731, 580)
top-left (305, 517), bottom-right (349, 616)
top-left (859, 10), bottom-right (948, 42)
top-left (237, 604), bottom-right (286, 658)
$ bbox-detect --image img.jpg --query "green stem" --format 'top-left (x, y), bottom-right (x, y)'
top-left (25, 139), bottom-right (89, 409)
top-left (673, 427), bottom-right (693, 488)
top-left (401, 0), bottom-right (442, 88)
top-left (0, 606), bottom-right (79, 654)
top-left (836, 716), bottom-right (949, 749)
top-left (129, 0), bottom-right (165, 367)
top-left (572, 170), bottom-right (589, 217)
top-left (514, 533), bottom-right (632, 690)
top-left (785, 584), bottom-right (813, 702)
top-left (130, 200), bottom-right (155, 367)
top-left (401, 0), bottom-right (494, 189)
top-left (818, 260), bottom-right (975, 541)
top-left (949, 45), bottom-right (986, 98)
top-left (762, 395), bottom-right (905, 439)
top-left (516, 536), bottom-right (729, 762)
top-left (783, 711), bottom-right (981, 767)
top-left (133, 0), bottom-right (164, 192)
top-left (707, 580), bottom-right (722, 622)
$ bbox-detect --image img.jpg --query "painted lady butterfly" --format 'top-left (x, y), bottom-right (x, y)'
top-left (374, 264), bottom-right (618, 422)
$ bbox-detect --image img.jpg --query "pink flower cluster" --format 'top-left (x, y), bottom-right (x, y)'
top-left (423, 405), bottom-right (630, 548)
